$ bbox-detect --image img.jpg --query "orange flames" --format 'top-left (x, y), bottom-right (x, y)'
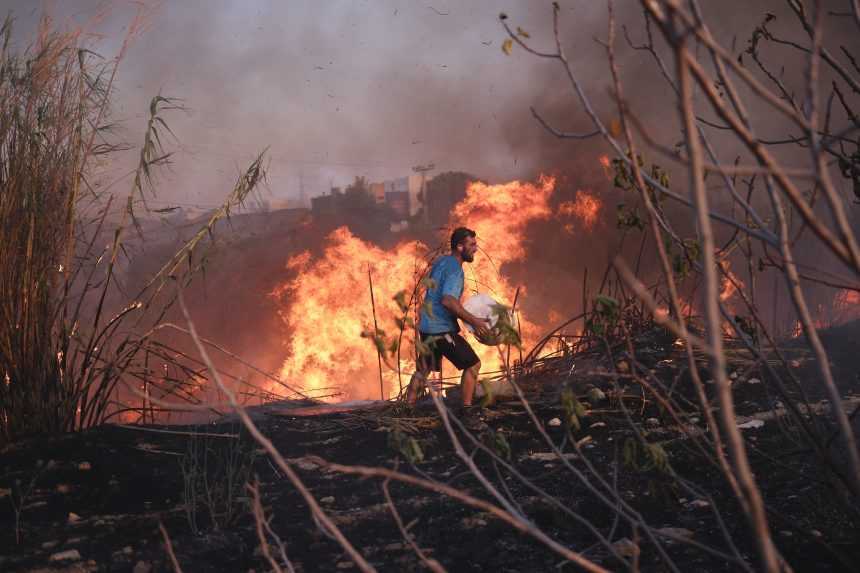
top-left (271, 175), bottom-right (560, 401)
top-left (788, 289), bottom-right (859, 338)
top-left (270, 229), bottom-right (426, 400)
top-left (599, 154), bottom-right (611, 179)
top-left (719, 261), bottom-right (744, 303)
top-left (559, 189), bottom-right (602, 234)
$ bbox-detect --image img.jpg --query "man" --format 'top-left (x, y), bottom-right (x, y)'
top-left (406, 227), bottom-right (491, 411)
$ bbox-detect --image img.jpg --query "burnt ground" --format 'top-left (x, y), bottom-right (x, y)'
top-left (2, 327), bottom-right (860, 572)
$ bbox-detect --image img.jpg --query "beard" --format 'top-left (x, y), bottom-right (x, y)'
top-left (463, 251), bottom-right (475, 263)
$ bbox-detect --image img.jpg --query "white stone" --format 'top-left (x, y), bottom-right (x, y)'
top-left (526, 452), bottom-right (577, 462)
top-left (656, 527), bottom-right (694, 542)
top-left (587, 387), bottom-right (607, 402)
top-left (612, 538), bottom-right (640, 557)
top-left (50, 549), bottom-right (81, 562)
top-left (547, 417), bottom-right (562, 427)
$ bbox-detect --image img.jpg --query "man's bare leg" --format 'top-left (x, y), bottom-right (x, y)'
top-left (460, 361), bottom-right (481, 407)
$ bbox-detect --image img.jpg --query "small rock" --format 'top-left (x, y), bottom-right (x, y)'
top-left (738, 419), bottom-right (765, 430)
top-left (747, 377), bottom-right (761, 385)
top-left (133, 561), bottom-right (153, 573)
top-left (320, 496), bottom-right (335, 504)
top-left (77, 461), bottom-right (92, 471)
top-left (67, 512), bottom-right (82, 524)
top-left (789, 359), bottom-right (801, 368)
top-left (656, 527), bottom-right (694, 542)
top-left (587, 387), bottom-right (607, 403)
top-left (730, 372), bottom-right (738, 380)
top-left (810, 529), bottom-right (823, 538)
top-left (50, 549), bottom-right (81, 562)
top-left (41, 540), bottom-right (60, 550)
top-left (576, 435), bottom-right (593, 447)
top-left (547, 417), bottom-right (562, 427)
top-left (56, 484), bottom-right (72, 494)
top-left (291, 458), bottom-right (319, 471)
top-left (687, 499), bottom-right (710, 509)
top-left (526, 452), bottom-right (578, 462)
top-left (689, 417), bottom-right (700, 424)
top-left (336, 561), bottom-right (356, 570)
top-left (589, 421), bottom-right (606, 429)
top-left (122, 546), bottom-right (134, 555)
top-left (645, 417), bottom-right (660, 427)
top-left (612, 538), bottom-right (640, 558)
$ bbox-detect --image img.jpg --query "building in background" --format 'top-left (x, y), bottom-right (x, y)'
top-left (311, 187), bottom-right (342, 217)
top-left (382, 175), bottom-right (424, 217)
top-left (369, 182), bottom-right (386, 204)
top-left (383, 189), bottom-right (409, 220)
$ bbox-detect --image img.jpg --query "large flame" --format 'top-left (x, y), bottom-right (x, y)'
top-left (271, 175), bottom-right (563, 401)
top-left (270, 229), bottom-right (426, 400)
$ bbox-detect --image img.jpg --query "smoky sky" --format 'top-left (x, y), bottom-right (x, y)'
top-left (3, 0), bottom-right (858, 219)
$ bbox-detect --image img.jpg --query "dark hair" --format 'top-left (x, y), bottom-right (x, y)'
top-left (450, 227), bottom-right (476, 251)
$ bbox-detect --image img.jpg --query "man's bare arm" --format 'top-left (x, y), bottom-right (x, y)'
top-left (441, 295), bottom-right (490, 338)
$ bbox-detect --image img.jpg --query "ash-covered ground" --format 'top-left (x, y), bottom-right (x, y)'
top-left (1, 323), bottom-right (859, 572)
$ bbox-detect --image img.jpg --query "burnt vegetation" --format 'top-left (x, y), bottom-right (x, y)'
top-left (2, 2), bottom-right (860, 572)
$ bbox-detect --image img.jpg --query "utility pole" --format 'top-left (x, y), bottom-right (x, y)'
top-left (412, 163), bottom-right (435, 226)
top-left (298, 170), bottom-right (306, 208)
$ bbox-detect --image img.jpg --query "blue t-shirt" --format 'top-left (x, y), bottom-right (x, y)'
top-left (418, 255), bottom-right (464, 334)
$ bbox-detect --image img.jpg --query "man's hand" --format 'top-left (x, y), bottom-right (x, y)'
top-left (470, 318), bottom-right (492, 340)
top-left (441, 295), bottom-right (493, 340)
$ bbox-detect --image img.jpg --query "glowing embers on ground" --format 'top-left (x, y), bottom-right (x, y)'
top-left (271, 175), bottom-right (565, 401)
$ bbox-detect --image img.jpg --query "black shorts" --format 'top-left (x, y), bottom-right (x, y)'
top-left (417, 331), bottom-right (480, 372)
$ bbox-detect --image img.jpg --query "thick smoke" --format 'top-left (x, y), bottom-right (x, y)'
top-left (5, 1), bottom-right (859, 391)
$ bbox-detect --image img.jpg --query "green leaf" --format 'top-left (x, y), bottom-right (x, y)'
top-left (388, 427), bottom-right (424, 463)
top-left (561, 387), bottom-right (583, 432)
top-left (393, 290), bottom-right (409, 312)
top-left (485, 429), bottom-right (511, 461)
top-left (480, 379), bottom-right (494, 408)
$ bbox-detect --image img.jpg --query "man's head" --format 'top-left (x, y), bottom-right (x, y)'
top-left (451, 227), bottom-right (478, 263)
